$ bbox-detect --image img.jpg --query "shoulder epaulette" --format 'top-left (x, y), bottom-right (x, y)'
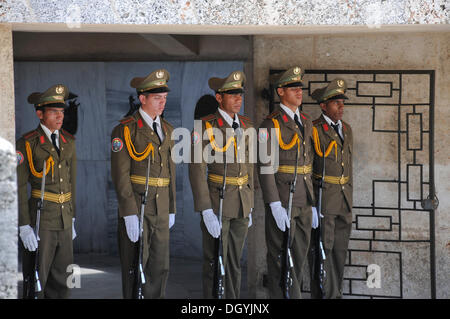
top-left (312, 119), bottom-right (322, 126)
top-left (200, 114), bottom-right (217, 122)
top-left (342, 120), bottom-right (351, 132)
top-left (266, 110), bottom-right (280, 119)
top-left (238, 114), bottom-right (252, 122)
top-left (161, 118), bottom-right (174, 130)
top-left (61, 129), bottom-right (75, 140)
top-left (119, 116), bottom-right (136, 125)
top-left (300, 111), bottom-right (310, 120)
top-left (23, 130), bottom-right (39, 140)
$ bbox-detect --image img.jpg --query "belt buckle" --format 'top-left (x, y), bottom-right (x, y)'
top-left (237, 177), bottom-right (244, 186)
top-left (157, 179), bottom-right (164, 187)
top-left (339, 176), bottom-right (346, 185)
top-left (58, 194), bottom-right (65, 204)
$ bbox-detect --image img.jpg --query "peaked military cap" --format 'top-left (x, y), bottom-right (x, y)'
top-left (27, 84), bottom-right (71, 108)
top-left (311, 78), bottom-right (349, 103)
top-left (271, 66), bottom-right (304, 88)
top-left (130, 69), bottom-right (170, 94)
top-left (208, 70), bottom-right (245, 94)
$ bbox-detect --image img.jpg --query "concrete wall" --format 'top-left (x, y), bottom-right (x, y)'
top-left (2, 0), bottom-right (448, 26)
top-left (250, 32), bottom-right (450, 298)
top-left (0, 24), bottom-right (15, 144)
top-left (0, 24), bottom-right (17, 299)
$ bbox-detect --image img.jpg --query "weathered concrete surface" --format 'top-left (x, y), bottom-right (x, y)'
top-left (251, 32), bottom-right (450, 299)
top-left (1, 0), bottom-right (448, 26)
top-left (0, 24), bottom-right (15, 145)
top-left (0, 23), bottom-right (17, 299)
top-left (0, 137), bottom-right (18, 299)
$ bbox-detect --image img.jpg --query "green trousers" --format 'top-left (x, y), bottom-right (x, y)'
top-left (201, 215), bottom-right (249, 299)
top-left (22, 227), bottom-right (73, 299)
top-left (118, 210), bottom-right (170, 299)
top-left (265, 205), bottom-right (312, 299)
top-left (308, 213), bottom-right (352, 299)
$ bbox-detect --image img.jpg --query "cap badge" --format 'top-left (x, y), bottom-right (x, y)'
top-left (156, 71), bottom-right (164, 79)
top-left (293, 67), bottom-right (301, 75)
top-left (233, 72), bottom-right (241, 81)
top-left (337, 80), bottom-right (344, 88)
top-left (55, 85), bottom-right (64, 94)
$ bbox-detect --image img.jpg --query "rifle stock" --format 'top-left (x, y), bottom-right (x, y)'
top-left (280, 144), bottom-right (300, 299)
top-left (23, 160), bottom-right (46, 299)
top-left (313, 146), bottom-right (327, 298)
top-left (133, 155), bottom-right (151, 299)
top-left (213, 156), bottom-right (227, 299)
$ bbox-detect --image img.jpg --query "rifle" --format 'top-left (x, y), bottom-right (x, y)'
top-left (23, 160), bottom-right (46, 299)
top-left (312, 146), bottom-right (327, 298)
top-left (212, 156), bottom-right (226, 299)
top-left (280, 144), bottom-right (300, 299)
top-left (133, 154), bottom-right (151, 299)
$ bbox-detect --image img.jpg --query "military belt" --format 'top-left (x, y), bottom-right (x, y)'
top-left (313, 173), bottom-right (349, 185)
top-left (130, 175), bottom-right (170, 187)
top-left (278, 164), bottom-right (312, 174)
top-left (208, 173), bottom-right (249, 186)
top-left (31, 190), bottom-right (72, 204)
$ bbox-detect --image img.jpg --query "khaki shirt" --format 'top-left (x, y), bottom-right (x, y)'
top-left (111, 111), bottom-right (176, 218)
top-left (312, 114), bottom-right (353, 215)
top-left (189, 110), bottom-right (254, 218)
top-left (258, 106), bottom-right (315, 211)
top-left (16, 126), bottom-right (77, 230)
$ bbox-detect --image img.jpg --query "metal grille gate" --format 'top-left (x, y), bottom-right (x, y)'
top-left (267, 69), bottom-right (436, 298)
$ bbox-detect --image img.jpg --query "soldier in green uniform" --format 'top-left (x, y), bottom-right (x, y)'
top-left (308, 78), bottom-right (353, 299)
top-left (189, 70), bottom-right (254, 299)
top-left (111, 69), bottom-right (176, 299)
top-left (257, 67), bottom-right (315, 299)
top-left (16, 84), bottom-right (77, 298)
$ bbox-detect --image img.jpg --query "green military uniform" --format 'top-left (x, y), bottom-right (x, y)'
top-left (189, 71), bottom-right (254, 299)
top-left (111, 69), bottom-right (176, 299)
top-left (257, 67), bottom-right (315, 298)
top-left (16, 84), bottom-right (76, 298)
top-left (308, 79), bottom-right (353, 299)
top-left (111, 70), bottom-right (176, 298)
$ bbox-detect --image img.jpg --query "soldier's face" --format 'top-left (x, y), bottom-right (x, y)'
top-left (140, 92), bottom-right (168, 119)
top-left (216, 93), bottom-right (242, 117)
top-left (277, 87), bottom-right (303, 110)
top-left (36, 107), bottom-right (65, 132)
top-left (320, 99), bottom-right (345, 122)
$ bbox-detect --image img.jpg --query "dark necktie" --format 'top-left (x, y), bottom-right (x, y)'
top-left (294, 114), bottom-right (305, 137)
top-left (51, 133), bottom-right (60, 156)
top-left (152, 122), bottom-right (161, 144)
top-left (331, 123), bottom-right (344, 143)
top-left (232, 121), bottom-right (242, 142)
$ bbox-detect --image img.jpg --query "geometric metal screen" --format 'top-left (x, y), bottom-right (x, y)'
top-left (269, 70), bottom-right (436, 298)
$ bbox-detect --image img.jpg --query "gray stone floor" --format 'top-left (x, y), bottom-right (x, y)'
top-left (18, 253), bottom-right (248, 299)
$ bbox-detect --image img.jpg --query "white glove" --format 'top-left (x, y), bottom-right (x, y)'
top-left (124, 215), bottom-right (139, 243)
top-left (72, 218), bottom-right (77, 240)
top-left (19, 225), bottom-right (38, 252)
top-left (202, 209), bottom-right (221, 238)
top-left (269, 201), bottom-right (290, 232)
top-left (311, 207), bottom-right (324, 229)
top-left (248, 212), bottom-right (253, 228)
top-left (169, 213), bottom-right (175, 229)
